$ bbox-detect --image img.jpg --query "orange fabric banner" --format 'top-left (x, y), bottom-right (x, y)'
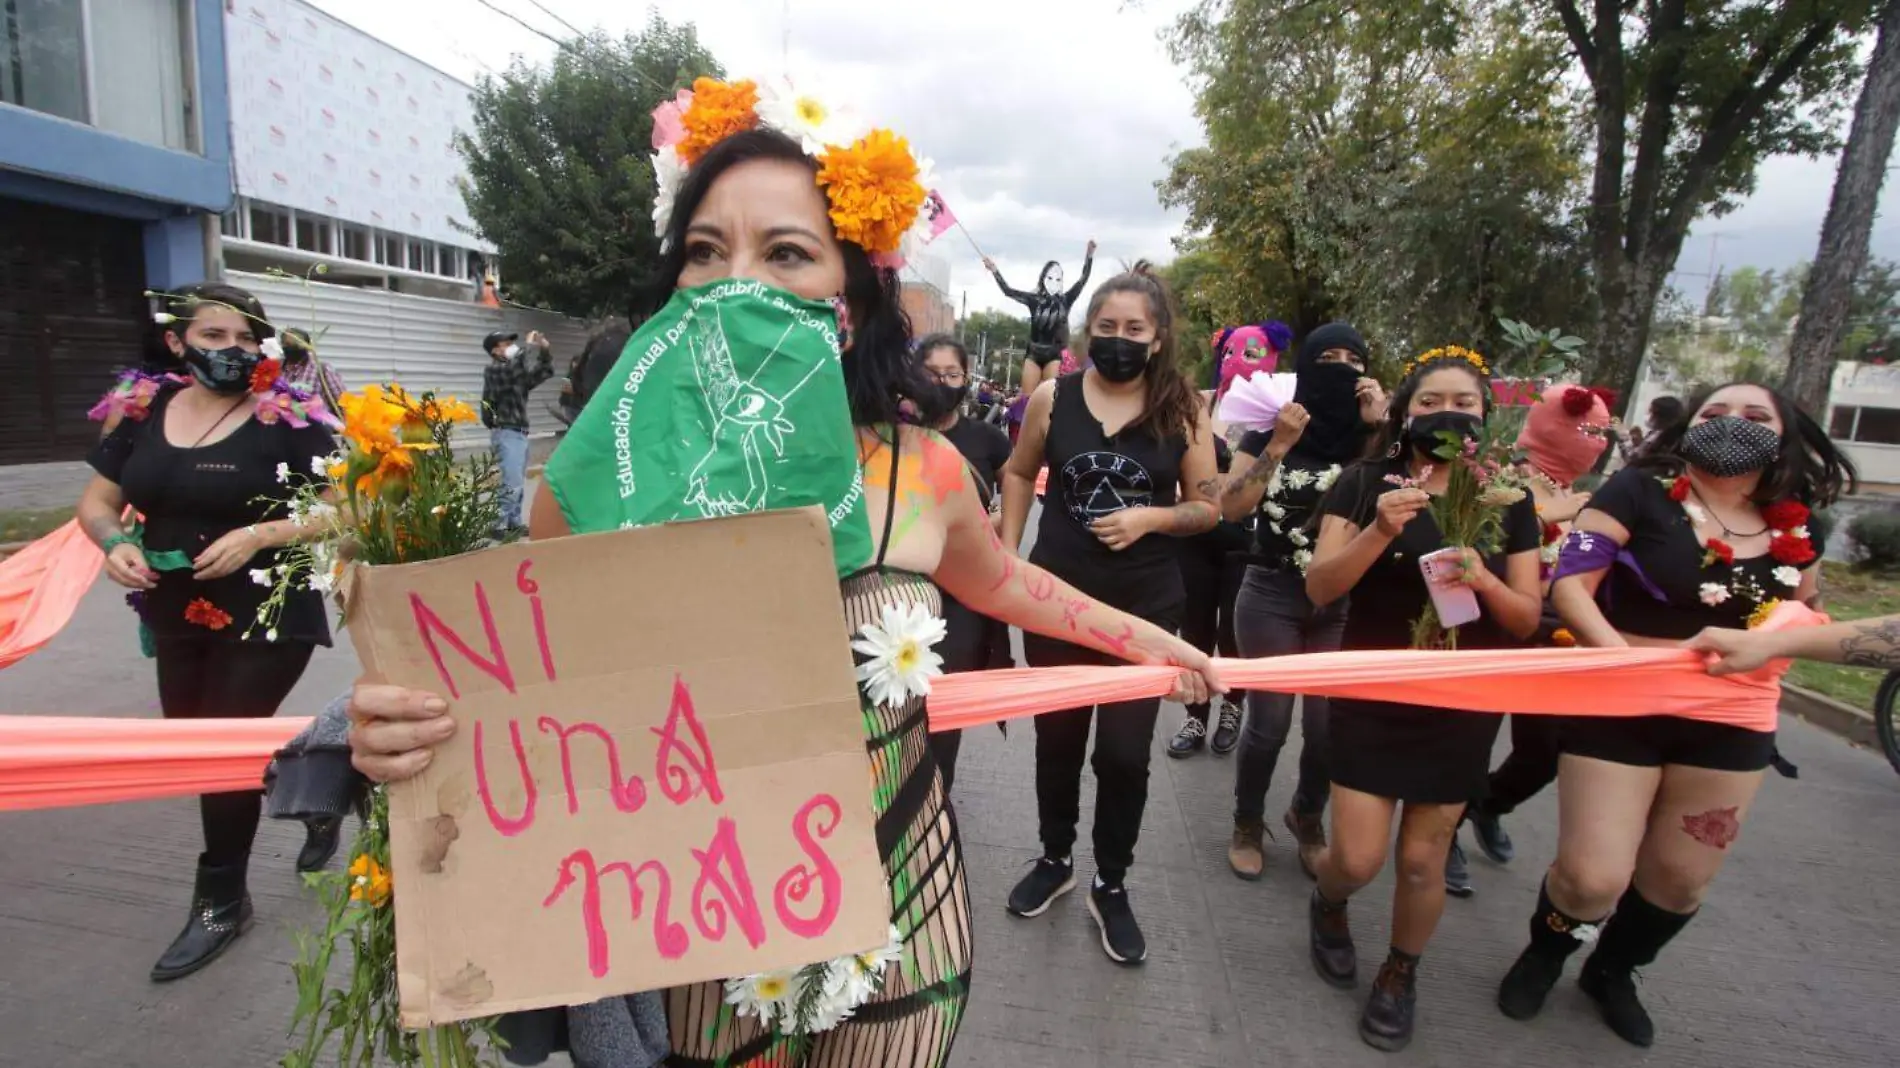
top-left (0, 604), bottom-right (1821, 813)
top-left (0, 521), bottom-right (102, 671)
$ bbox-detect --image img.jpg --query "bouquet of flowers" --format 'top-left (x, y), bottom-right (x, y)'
top-left (257, 383), bottom-right (505, 1068)
top-left (1391, 418), bottom-right (1531, 650)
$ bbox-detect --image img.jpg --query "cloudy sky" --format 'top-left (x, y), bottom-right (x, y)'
top-left (306, 0), bottom-right (1894, 316)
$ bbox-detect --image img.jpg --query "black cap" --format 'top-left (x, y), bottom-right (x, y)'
top-left (482, 330), bottom-right (519, 353)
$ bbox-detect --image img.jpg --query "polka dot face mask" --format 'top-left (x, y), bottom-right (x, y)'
top-left (1680, 415), bottom-right (1781, 477)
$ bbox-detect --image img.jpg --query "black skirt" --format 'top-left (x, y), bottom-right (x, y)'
top-left (1328, 697), bottom-right (1503, 804)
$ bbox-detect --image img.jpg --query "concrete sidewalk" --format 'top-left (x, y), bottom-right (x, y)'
top-left (2, 574), bottom-right (1899, 1066)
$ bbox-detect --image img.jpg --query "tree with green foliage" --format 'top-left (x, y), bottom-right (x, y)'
top-left (1162, 0), bottom-right (1593, 363)
top-left (1552, 0), bottom-right (1878, 408)
top-left (457, 16), bottom-right (722, 319)
top-left (957, 309), bottom-right (1032, 384)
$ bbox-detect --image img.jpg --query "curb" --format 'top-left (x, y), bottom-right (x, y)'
top-left (1782, 683), bottom-right (1877, 749)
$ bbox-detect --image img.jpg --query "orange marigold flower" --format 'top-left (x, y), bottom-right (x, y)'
top-left (1550, 627), bottom-right (1576, 648)
top-left (816, 129), bottom-right (926, 256)
top-left (348, 854), bottom-right (392, 908)
top-left (1746, 598), bottom-right (1782, 630)
top-left (184, 597), bottom-right (233, 631)
top-left (677, 78), bottom-right (760, 165)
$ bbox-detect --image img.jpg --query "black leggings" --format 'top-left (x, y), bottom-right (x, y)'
top-left (155, 635), bottom-right (316, 867)
top-left (1179, 538), bottom-right (1247, 724)
top-left (1483, 715), bottom-right (1562, 815)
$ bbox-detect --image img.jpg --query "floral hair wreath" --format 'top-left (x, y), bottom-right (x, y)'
top-left (650, 77), bottom-right (935, 269)
top-left (1401, 344), bottom-right (1490, 379)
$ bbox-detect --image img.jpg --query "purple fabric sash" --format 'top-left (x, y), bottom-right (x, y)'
top-left (1550, 529), bottom-right (1669, 604)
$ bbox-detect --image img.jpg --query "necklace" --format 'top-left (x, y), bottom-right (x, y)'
top-left (185, 394), bottom-right (253, 449)
top-left (1688, 484), bottom-right (1767, 539)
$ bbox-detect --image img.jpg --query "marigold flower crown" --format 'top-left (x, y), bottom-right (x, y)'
top-left (1402, 344), bottom-right (1491, 379)
top-left (650, 77), bottom-right (934, 268)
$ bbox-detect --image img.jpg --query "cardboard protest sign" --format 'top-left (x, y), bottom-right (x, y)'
top-left (545, 278), bottom-right (872, 577)
top-left (347, 508), bottom-right (886, 1027)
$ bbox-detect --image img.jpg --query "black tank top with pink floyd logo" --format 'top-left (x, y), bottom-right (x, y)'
top-left (1029, 373), bottom-right (1187, 621)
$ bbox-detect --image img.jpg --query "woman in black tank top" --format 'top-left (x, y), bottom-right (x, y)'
top-left (997, 263), bottom-right (1221, 966)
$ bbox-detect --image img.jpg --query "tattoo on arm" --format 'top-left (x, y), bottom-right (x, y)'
top-left (1222, 452), bottom-right (1281, 504)
top-left (1155, 500), bottom-right (1220, 535)
top-left (1088, 622), bottom-right (1137, 659)
top-left (1020, 568), bottom-right (1056, 601)
top-left (83, 514), bottom-right (125, 546)
top-left (1195, 476), bottom-right (1224, 500)
top-left (1060, 597), bottom-right (1090, 631)
top-left (1840, 618), bottom-right (1900, 669)
top-left (987, 553), bottom-right (1018, 594)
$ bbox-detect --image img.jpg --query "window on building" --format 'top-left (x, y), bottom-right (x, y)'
top-left (295, 216), bottom-right (332, 255)
top-left (437, 246), bottom-right (462, 279)
top-left (220, 209), bottom-right (243, 239)
top-left (1831, 407), bottom-right (1859, 441)
top-left (377, 234), bottom-right (403, 267)
top-left (0, 0), bottom-right (89, 125)
top-left (341, 226), bottom-right (370, 263)
top-left (1854, 407), bottom-right (1900, 446)
top-left (249, 203), bottom-right (292, 246)
top-left (407, 241), bottom-right (429, 273)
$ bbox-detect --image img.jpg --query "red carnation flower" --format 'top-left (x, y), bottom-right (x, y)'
top-left (1762, 500), bottom-right (1810, 531)
top-left (1769, 532), bottom-right (1817, 566)
top-left (1560, 387), bottom-right (1594, 416)
top-left (184, 597), bottom-right (233, 631)
top-left (1541, 520), bottom-right (1563, 545)
top-left (1703, 539), bottom-right (1735, 567)
top-left (250, 358), bottom-right (282, 394)
top-left (1668, 476), bottom-right (1690, 502)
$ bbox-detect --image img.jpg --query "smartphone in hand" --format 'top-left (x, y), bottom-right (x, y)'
top-left (1419, 548), bottom-right (1482, 628)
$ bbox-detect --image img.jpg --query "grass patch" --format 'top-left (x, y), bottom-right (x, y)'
top-left (0, 507), bottom-right (72, 545)
top-left (1787, 561), bottom-right (1900, 711)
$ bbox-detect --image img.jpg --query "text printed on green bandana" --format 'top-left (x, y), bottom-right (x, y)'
top-left (545, 279), bottom-right (871, 574)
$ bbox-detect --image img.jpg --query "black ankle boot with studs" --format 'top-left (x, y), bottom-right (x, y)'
top-left (150, 855), bottom-right (253, 982)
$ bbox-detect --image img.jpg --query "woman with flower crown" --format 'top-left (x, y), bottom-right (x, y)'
top-left (342, 78), bottom-right (1223, 1067)
top-left (1301, 346), bottom-right (1543, 1052)
top-left (1497, 382), bottom-right (1854, 1050)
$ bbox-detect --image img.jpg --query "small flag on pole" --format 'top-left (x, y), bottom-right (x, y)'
top-left (922, 189), bottom-right (956, 243)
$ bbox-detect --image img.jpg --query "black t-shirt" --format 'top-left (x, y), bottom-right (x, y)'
top-left (1579, 466), bottom-right (1798, 639)
top-left (1322, 457), bottom-right (1541, 650)
top-left (89, 387), bottom-right (336, 645)
top-left (1238, 431), bottom-right (1347, 574)
top-left (1030, 373), bottom-right (1186, 618)
top-left (940, 415), bottom-right (1013, 509)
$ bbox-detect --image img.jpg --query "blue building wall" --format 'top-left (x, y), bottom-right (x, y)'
top-left (0, 0), bottom-right (232, 288)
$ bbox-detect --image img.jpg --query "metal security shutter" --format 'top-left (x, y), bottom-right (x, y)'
top-left (228, 271), bottom-right (590, 441)
top-left (0, 197), bottom-right (149, 464)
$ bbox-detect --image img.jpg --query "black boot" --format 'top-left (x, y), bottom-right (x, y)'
top-left (1579, 887), bottom-right (1694, 1048)
top-left (297, 816), bottom-right (343, 874)
top-left (1497, 879), bottom-right (1601, 1021)
top-left (1360, 949), bottom-right (1419, 1052)
top-left (1308, 888), bottom-right (1358, 988)
top-left (151, 856), bottom-right (253, 982)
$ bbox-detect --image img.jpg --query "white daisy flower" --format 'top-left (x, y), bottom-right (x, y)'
top-left (1773, 565), bottom-right (1801, 588)
top-left (260, 337), bottom-right (284, 361)
top-left (723, 969), bottom-right (806, 1029)
top-left (826, 925), bottom-right (903, 1012)
top-left (851, 602), bottom-right (947, 708)
top-left (756, 78), bottom-right (869, 156)
top-left (1264, 502), bottom-right (1287, 521)
top-left (250, 568), bottom-right (273, 587)
top-left (1285, 468), bottom-right (1314, 490)
top-left (1288, 529), bottom-right (1310, 548)
top-left (1266, 466), bottom-right (1284, 497)
top-left (1292, 548), bottom-right (1314, 572)
top-left (275, 461), bottom-right (291, 484)
top-left (1316, 466), bottom-right (1341, 491)
top-left (651, 148), bottom-right (688, 237)
top-left (1698, 583), bottom-right (1730, 606)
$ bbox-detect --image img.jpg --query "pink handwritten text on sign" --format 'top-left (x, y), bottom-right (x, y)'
top-left (408, 558), bottom-right (850, 980)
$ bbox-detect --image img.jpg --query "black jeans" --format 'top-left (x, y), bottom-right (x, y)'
top-left (155, 634), bottom-right (316, 867)
top-left (1483, 715), bottom-right (1563, 815)
top-left (1023, 628), bottom-right (1170, 884)
top-left (1231, 566), bottom-right (1346, 822)
top-left (1178, 532), bottom-right (1249, 724)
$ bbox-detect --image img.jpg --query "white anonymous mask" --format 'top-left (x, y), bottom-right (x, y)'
top-left (1041, 268), bottom-right (1064, 293)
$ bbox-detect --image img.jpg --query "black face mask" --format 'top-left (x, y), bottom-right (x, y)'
top-left (927, 382), bottom-right (969, 415)
top-left (181, 344), bottom-right (262, 396)
top-left (1403, 410), bottom-right (1483, 458)
top-left (1680, 415), bottom-right (1780, 477)
top-left (1088, 336), bottom-right (1150, 383)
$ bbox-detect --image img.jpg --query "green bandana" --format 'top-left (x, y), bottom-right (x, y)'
top-left (545, 279), bottom-right (871, 575)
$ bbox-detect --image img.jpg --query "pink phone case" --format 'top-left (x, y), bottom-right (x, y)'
top-left (1419, 548), bottom-right (1483, 628)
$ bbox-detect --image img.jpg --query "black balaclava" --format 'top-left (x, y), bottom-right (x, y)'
top-left (1289, 322), bottom-right (1370, 463)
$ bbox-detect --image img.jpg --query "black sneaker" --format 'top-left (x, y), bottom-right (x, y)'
top-left (1497, 945), bottom-right (1568, 1021)
top-left (1166, 717), bottom-right (1207, 759)
top-left (1579, 960), bottom-right (1655, 1047)
top-left (1469, 806), bottom-right (1516, 864)
top-left (1086, 881), bottom-right (1147, 965)
top-left (1006, 856), bottom-right (1075, 918)
top-left (1210, 700), bottom-right (1243, 755)
top-left (1444, 837), bottom-right (1474, 898)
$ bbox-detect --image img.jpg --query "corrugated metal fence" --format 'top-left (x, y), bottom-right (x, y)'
top-left (230, 271), bottom-right (591, 440)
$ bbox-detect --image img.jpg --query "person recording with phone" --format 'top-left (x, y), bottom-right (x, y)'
top-left (1300, 349), bottom-right (1541, 1052)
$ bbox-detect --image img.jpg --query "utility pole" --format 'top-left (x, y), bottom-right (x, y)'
top-left (958, 290), bottom-right (967, 344)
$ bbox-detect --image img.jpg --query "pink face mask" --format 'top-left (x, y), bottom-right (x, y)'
top-left (1516, 385), bottom-right (1612, 486)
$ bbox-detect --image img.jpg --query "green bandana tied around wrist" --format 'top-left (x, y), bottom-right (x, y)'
top-left (545, 279), bottom-right (871, 575)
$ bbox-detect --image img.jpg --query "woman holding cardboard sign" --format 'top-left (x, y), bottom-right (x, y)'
top-left (347, 81), bottom-right (1221, 1068)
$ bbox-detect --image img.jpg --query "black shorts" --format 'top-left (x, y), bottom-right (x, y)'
top-left (1560, 715), bottom-right (1775, 773)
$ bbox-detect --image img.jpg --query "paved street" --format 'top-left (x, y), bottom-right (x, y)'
top-left (4, 569), bottom-right (1900, 1067)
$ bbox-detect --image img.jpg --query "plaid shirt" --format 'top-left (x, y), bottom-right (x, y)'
top-left (280, 357), bottom-right (346, 409)
top-left (481, 343), bottom-right (555, 430)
